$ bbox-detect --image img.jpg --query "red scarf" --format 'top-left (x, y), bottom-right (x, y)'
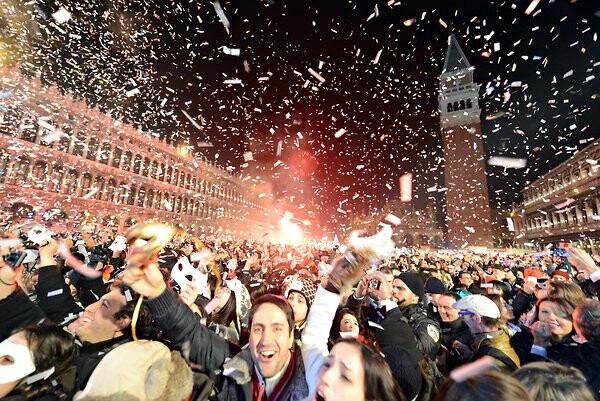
top-left (251, 351), bottom-right (296, 401)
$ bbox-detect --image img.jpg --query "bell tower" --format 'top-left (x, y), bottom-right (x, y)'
top-left (438, 34), bottom-right (493, 248)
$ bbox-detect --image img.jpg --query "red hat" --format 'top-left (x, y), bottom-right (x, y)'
top-left (524, 268), bottom-right (544, 279)
top-left (551, 269), bottom-right (570, 280)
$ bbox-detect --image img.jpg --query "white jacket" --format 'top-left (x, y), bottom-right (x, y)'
top-left (301, 285), bottom-right (340, 396)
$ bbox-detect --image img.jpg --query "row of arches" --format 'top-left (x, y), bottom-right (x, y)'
top-left (525, 197), bottom-right (600, 233)
top-left (0, 152), bottom-right (246, 221)
top-left (524, 161), bottom-right (598, 205)
top-left (0, 107), bottom-right (260, 209)
top-left (445, 98), bottom-right (473, 113)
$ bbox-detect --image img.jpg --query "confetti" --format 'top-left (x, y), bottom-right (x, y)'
top-left (488, 157), bottom-right (527, 169)
top-left (399, 173), bottom-right (412, 202)
top-left (52, 8), bottom-right (72, 24)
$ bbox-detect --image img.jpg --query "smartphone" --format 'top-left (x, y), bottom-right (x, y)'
top-left (369, 279), bottom-right (381, 290)
top-left (4, 250), bottom-right (26, 270)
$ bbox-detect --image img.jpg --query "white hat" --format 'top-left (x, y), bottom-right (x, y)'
top-left (74, 340), bottom-right (192, 401)
top-left (452, 295), bottom-right (500, 319)
top-left (108, 235), bottom-right (127, 252)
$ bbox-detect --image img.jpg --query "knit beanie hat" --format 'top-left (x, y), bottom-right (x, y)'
top-left (285, 276), bottom-right (317, 308)
top-left (396, 272), bottom-right (425, 301)
top-left (424, 277), bottom-right (446, 295)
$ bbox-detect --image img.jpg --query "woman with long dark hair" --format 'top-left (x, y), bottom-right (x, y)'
top-left (0, 324), bottom-right (75, 400)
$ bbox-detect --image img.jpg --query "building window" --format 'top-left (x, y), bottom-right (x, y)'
top-left (112, 147), bottom-right (123, 168)
top-left (87, 137), bottom-right (99, 161)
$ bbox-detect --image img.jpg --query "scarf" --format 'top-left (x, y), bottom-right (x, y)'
top-left (251, 350), bottom-right (295, 401)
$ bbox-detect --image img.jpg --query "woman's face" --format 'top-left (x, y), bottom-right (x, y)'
top-left (0, 331), bottom-right (30, 397)
top-left (500, 299), bottom-right (515, 321)
top-left (287, 292), bottom-right (308, 325)
top-left (212, 287), bottom-right (232, 314)
top-left (339, 314), bottom-right (360, 336)
top-left (538, 300), bottom-right (573, 339)
top-left (316, 342), bottom-right (365, 401)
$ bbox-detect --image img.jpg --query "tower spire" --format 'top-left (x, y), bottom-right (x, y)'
top-left (442, 34), bottom-right (472, 73)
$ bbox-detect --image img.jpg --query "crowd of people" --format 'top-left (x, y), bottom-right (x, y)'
top-left (1, 220), bottom-right (600, 401)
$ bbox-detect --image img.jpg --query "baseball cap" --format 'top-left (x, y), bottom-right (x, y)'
top-left (452, 295), bottom-right (500, 319)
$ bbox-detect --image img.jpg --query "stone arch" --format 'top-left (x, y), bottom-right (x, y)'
top-left (106, 178), bottom-right (117, 203)
top-left (0, 150), bottom-right (10, 183)
top-left (453, 101), bottom-right (459, 111)
top-left (122, 151), bottom-right (133, 171)
top-left (146, 189), bottom-right (154, 209)
top-left (132, 154), bottom-right (143, 174)
top-left (94, 176), bottom-right (106, 200)
top-left (447, 103), bottom-right (453, 113)
top-left (80, 172), bottom-right (94, 197)
top-left (142, 157), bottom-right (151, 177)
top-left (127, 185), bottom-right (137, 205)
top-left (31, 160), bottom-right (48, 190)
top-left (19, 114), bottom-right (37, 142)
top-left (111, 147), bottom-right (123, 168)
top-left (466, 99), bottom-right (473, 108)
top-left (150, 160), bottom-right (159, 179)
top-left (86, 137), bottom-right (99, 161)
top-left (10, 156), bottom-right (31, 186)
top-left (459, 100), bottom-right (465, 110)
top-left (137, 186), bottom-right (146, 208)
top-left (117, 181), bottom-right (128, 204)
top-left (98, 142), bottom-right (111, 165)
top-left (72, 132), bottom-right (86, 157)
top-left (64, 169), bottom-right (79, 195)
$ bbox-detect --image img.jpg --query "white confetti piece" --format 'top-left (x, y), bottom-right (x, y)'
top-left (308, 68), bottom-right (326, 83)
top-left (385, 213), bottom-right (401, 226)
top-left (213, 1), bottom-right (231, 31)
top-left (465, 227), bottom-right (475, 233)
top-left (488, 156), bottom-right (527, 169)
top-left (439, 19), bottom-right (448, 28)
top-left (52, 8), bottom-right (72, 24)
top-left (83, 187), bottom-right (99, 199)
top-left (399, 173), bottom-right (412, 202)
top-left (223, 79), bottom-right (242, 84)
top-left (222, 46), bottom-right (240, 56)
top-left (373, 49), bottom-right (383, 64)
top-left (555, 198), bottom-right (575, 210)
top-left (125, 88), bottom-right (140, 97)
top-left (334, 128), bottom-right (346, 138)
top-left (243, 151), bottom-right (254, 161)
top-left (524, 0), bottom-right (540, 15)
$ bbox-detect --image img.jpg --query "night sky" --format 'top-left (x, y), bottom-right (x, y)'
top-left (0, 0), bottom-right (599, 233)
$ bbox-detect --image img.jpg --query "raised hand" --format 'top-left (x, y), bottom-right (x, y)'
top-left (122, 255), bottom-right (167, 299)
top-left (568, 247), bottom-right (599, 278)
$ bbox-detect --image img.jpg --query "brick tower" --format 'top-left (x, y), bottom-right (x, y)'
top-left (438, 34), bottom-right (494, 248)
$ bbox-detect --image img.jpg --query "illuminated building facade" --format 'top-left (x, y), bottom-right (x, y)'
top-left (0, 67), bottom-right (272, 236)
top-left (515, 140), bottom-right (600, 247)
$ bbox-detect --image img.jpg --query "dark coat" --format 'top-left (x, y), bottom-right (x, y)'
top-left (0, 288), bottom-right (46, 341)
top-left (145, 289), bottom-right (308, 401)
